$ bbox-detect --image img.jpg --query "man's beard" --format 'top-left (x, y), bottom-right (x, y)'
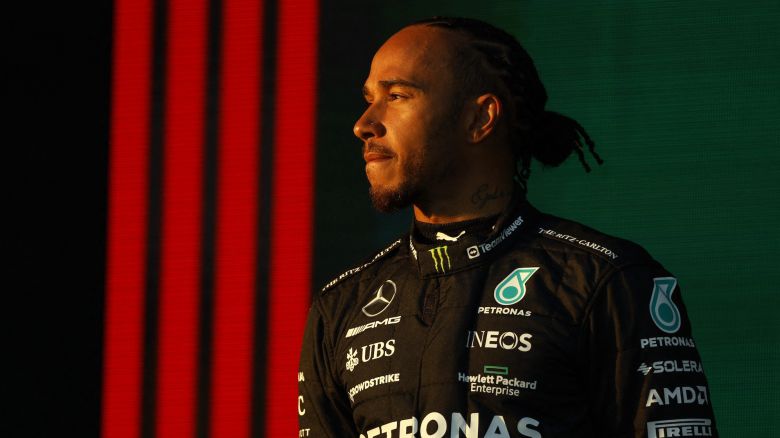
top-left (368, 149), bottom-right (426, 213)
top-left (369, 180), bottom-right (418, 213)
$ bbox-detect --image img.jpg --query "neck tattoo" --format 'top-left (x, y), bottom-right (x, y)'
top-left (471, 183), bottom-right (509, 210)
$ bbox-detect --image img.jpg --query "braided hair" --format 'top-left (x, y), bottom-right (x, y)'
top-left (412, 17), bottom-right (603, 193)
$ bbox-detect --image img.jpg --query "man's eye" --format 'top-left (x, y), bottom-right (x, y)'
top-left (388, 93), bottom-right (405, 101)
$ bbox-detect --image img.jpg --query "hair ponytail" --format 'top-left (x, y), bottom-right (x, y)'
top-left (530, 111), bottom-right (603, 171)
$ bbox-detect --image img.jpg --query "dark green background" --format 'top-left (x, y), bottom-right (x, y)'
top-left (315, 1), bottom-right (780, 435)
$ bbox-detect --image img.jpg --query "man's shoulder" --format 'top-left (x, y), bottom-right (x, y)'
top-left (524, 207), bottom-right (657, 269)
top-left (309, 235), bottom-right (408, 343)
top-left (318, 234), bottom-right (408, 296)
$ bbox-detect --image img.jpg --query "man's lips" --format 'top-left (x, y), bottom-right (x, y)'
top-left (363, 151), bottom-right (393, 163)
top-left (363, 143), bottom-right (394, 163)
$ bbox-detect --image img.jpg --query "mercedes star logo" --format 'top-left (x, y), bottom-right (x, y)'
top-left (362, 280), bottom-right (397, 317)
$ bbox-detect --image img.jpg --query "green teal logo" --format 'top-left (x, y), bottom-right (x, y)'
top-left (429, 246), bottom-right (452, 273)
top-left (649, 277), bottom-right (681, 333)
top-left (484, 365), bottom-right (509, 375)
top-left (494, 268), bottom-right (539, 305)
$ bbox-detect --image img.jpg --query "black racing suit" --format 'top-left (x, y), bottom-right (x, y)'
top-left (298, 199), bottom-right (717, 438)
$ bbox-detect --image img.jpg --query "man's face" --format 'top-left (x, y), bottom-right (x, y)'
top-left (354, 26), bottom-right (465, 212)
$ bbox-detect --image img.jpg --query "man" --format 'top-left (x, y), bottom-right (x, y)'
top-left (298, 17), bottom-right (717, 438)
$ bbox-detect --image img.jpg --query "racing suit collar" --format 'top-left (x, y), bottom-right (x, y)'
top-left (408, 194), bottom-right (538, 278)
top-left (412, 214), bottom-right (500, 245)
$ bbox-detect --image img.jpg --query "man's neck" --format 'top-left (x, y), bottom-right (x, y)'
top-left (412, 180), bottom-right (515, 224)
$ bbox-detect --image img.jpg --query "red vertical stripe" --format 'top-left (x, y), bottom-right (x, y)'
top-left (102, 1), bottom-right (152, 437)
top-left (267, 0), bottom-right (319, 436)
top-left (210, 0), bottom-right (261, 437)
top-left (156, 0), bottom-right (208, 436)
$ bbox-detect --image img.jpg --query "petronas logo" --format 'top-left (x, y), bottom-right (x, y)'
top-left (649, 277), bottom-right (681, 333)
top-left (429, 246), bottom-right (452, 273)
top-left (494, 268), bottom-right (539, 305)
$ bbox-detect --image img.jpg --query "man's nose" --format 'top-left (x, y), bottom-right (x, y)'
top-left (353, 107), bottom-right (385, 140)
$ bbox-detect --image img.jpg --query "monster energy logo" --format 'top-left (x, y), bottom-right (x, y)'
top-left (649, 277), bottom-right (681, 334)
top-left (429, 246), bottom-right (452, 273)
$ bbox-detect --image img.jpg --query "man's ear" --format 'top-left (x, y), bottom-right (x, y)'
top-left (466, 93), bottom-right (502, 144)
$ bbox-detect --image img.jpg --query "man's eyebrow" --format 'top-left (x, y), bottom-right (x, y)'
top-left (378, 79), bottom-right (425, 90)
top-left (363, 79), bottom-right (425, 97)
